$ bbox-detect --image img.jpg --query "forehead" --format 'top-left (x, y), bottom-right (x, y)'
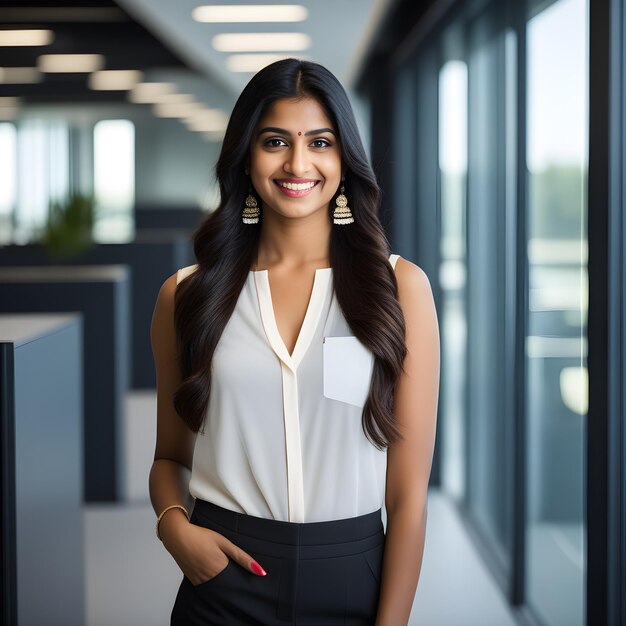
top-left (256, 96), bottom-right (335, 130)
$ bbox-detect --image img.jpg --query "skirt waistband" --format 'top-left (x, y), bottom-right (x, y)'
top-left (190, 498), bottom-right (384, 557)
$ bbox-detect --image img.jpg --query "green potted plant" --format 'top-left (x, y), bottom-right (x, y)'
top-left (40, 192), bottom-right (96, 260)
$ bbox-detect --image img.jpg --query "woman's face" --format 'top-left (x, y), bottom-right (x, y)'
top-left (248, 96), bottom-right (343, 220)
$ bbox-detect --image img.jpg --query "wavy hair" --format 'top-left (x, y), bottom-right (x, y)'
top-left (173, 58), bottom-right (407, 449)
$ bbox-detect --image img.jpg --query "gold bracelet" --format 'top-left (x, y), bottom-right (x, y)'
top-left (156, 504), bottom-right (190, 541)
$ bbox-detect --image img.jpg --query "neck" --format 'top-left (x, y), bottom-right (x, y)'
top-left (253, 205), bottom-right (331, 270)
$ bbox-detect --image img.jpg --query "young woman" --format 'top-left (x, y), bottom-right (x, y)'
top-left (149, 58), bottom-right (440, 626)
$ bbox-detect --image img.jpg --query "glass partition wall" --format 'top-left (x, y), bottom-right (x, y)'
top-left (524, 1), bottom-right (588, 624)
top-left (382, 0), bottom-right (590, 623)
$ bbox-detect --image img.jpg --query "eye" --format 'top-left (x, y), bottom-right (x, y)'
top-left (264, 137), bottom-right (287, 148)
top-left (310, 138), bottom-right (332, 148)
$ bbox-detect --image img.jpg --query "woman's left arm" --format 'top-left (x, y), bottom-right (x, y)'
top-left (375, 258), bottom-right (441, 626)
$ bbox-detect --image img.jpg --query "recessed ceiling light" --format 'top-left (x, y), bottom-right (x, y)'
top-left (183, 108), bottom-right (229, 125)
top-left (0, 97), bottom-right (20, 120)
top-left (88, 69), bottom-right (142, 91)
top-left (38, 54), bottom-right (104, 73)
top-left (225, 53), bottom-right (290, 72)
top-left (0, 97), bottom-right (21, 107)
top-left (186, 119), bottom-right (227, 132)
top-left (151, 93), bottom-right (197, 105)
top-left (201, 130), bottom-right (226, 142)
top-left (184, 110), bottom-right (229, 132)
top-left (152, 101), bottom-right (205, 118)
top-left (193, 4), bottom-right (308, 23)
top-left (0, 67), bottom-right (42, 84)
top-left (0, 29), bottom-right (54, 46)
top-left (212, 32), bottom-right (310, 52)
top-left (0, 108), bottom-right (19, 120)
top-left (128, 82), bottom-right (176, 103)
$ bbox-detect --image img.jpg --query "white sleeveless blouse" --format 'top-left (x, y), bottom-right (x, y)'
top-left (176, 253), bottom-right (401, 523)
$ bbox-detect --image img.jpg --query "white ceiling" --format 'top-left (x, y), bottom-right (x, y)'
top-left (115, 0), bottom-right (392, 101)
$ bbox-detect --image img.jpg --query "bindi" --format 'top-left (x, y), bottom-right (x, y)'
top-left (298, 131), bottom-right (302, 136)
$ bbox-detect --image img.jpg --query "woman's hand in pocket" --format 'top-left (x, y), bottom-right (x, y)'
top-left (160, 513), bottom-right (267, 584)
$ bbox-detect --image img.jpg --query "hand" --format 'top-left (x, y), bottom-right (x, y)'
top-left (161, 513), bottom-right (267, 585)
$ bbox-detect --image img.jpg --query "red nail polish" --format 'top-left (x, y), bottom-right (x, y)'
top-left (251, 560), bottom-right (267, 576)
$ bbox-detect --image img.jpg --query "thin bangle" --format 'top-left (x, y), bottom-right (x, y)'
top-left (156, 504), bottom-right (190, 541)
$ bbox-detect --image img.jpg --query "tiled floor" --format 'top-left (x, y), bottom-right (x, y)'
top-left (83, 390), bottom-right (518, 626)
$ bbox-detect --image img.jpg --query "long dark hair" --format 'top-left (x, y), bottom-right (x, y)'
top-left (173, 58), bottom-right (407, 449)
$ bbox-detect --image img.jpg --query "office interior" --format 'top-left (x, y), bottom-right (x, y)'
top-left (0, 0), bottom-right (624, 625)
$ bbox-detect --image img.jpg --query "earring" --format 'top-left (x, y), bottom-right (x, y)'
top-left (332, 184), bottom-right (354, 225)
top-left (242, 186), bottom-right (260, 224)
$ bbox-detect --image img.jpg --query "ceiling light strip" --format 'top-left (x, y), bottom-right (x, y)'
top-left (226, 53), bottom-right (299, 72)
top-left (193, 4), bottom-right (308, 23)
top-left (0, 29), bottom-right (54, 46)
top-left (0, 67), bottom-right (42, 84)
top-left (88, 70), bottom-right (142, 91)
top-left (212, 32), bottom-right (310, 52)
top-left (38, 54), bottom-right (105, 73)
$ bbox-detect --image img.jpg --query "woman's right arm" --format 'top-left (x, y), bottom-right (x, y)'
top-left (149, 272), bottom-right (196, 548)
top-left (149, 272), bottom-right (267, 584)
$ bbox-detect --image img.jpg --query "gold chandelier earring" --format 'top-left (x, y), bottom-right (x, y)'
top-left (332, 184), bottom-right (354, 225)
top-left (242, 188), bottom-right (260, 224)
top-left (242, 169), bottom-right (260, 224)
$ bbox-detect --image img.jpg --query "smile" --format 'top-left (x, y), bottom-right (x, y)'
top-left (273, 179), bottom-right (320, 197)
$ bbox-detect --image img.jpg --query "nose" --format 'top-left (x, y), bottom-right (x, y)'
top-left (283, 141), bottom-right (310, 177)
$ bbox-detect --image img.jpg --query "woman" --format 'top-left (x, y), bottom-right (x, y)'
top-left (149, 58), bottom-right (440, 626)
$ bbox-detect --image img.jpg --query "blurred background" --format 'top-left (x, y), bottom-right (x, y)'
top-left (0, 0), bottom-right (623, 625)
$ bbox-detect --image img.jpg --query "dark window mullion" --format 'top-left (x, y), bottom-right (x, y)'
top-left (510, 0), bottom-right (529, 613)
top-left (587, 0), bottom-right (610, 625)
top-left (607, 1), bottom-right (626, 625)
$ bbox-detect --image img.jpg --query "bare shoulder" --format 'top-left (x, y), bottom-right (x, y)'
top-left (152, 262), bottom-right (200, 337)
top-left (150, 270), bottom-right (196, 468)
top-left (161, 271), bottom-right (179, 296)
top-left (393, 256), bottom-right (434, 303)
top-left (151, 265), bottom-right (198, 309)
top-left (391, 256), bottom-right (439, 355)
top-left (150, 271), bottom-right (179, 371)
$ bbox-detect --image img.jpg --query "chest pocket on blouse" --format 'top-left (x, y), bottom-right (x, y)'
top-left (323, 336), bottom-right (375, 408)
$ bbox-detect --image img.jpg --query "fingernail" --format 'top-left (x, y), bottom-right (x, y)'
top-left (251, 560), bottom-right (267, 576)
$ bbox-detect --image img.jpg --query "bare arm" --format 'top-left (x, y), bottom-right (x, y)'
top-left (375, 259), bottom-right (441, 626)
top-left (148, 272), bottom-right (197, 546)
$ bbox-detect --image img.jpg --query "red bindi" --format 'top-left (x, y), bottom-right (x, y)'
top-left (298, 131), bottom-right (302, 136)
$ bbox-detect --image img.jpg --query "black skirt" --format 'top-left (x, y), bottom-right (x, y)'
top-left (170, 498), bottom-right (386, 625)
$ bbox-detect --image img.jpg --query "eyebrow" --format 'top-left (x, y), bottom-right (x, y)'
top-left (257, 126), bottom-right (337, 137)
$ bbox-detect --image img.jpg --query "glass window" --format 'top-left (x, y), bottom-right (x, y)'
top-left (525, 0), bottom-right (588, 624)
top-left (438, 59), bottom-right (468, 502)
top-left (0, 122), bottom-right (17, 243)
top-left (465, 4), bottom-right (512, 563)
top-left (93, 119), bottom-right (135, 242)
top-left (15, 118), bottom-right (70, 243)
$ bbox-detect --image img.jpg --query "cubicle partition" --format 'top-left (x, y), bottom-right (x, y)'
top-left (0, 266), bottom-right (130, 503)
top-left (134, 205), bottom-right (205, 231)
top-left (0, 313), bottom-right (85, 626)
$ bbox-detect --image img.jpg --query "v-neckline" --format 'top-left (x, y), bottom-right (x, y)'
top-left (251, 267), bottom-right (333, 371)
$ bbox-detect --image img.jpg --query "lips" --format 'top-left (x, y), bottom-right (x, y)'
top-left (273, 178), bottom-right (320, 198)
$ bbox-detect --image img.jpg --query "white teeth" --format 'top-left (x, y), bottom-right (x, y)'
top-left (277, 180), bottom-right (316, 190)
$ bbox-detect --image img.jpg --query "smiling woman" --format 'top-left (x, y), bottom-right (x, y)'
top-left (149, 57), bottom-right (439, 626)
